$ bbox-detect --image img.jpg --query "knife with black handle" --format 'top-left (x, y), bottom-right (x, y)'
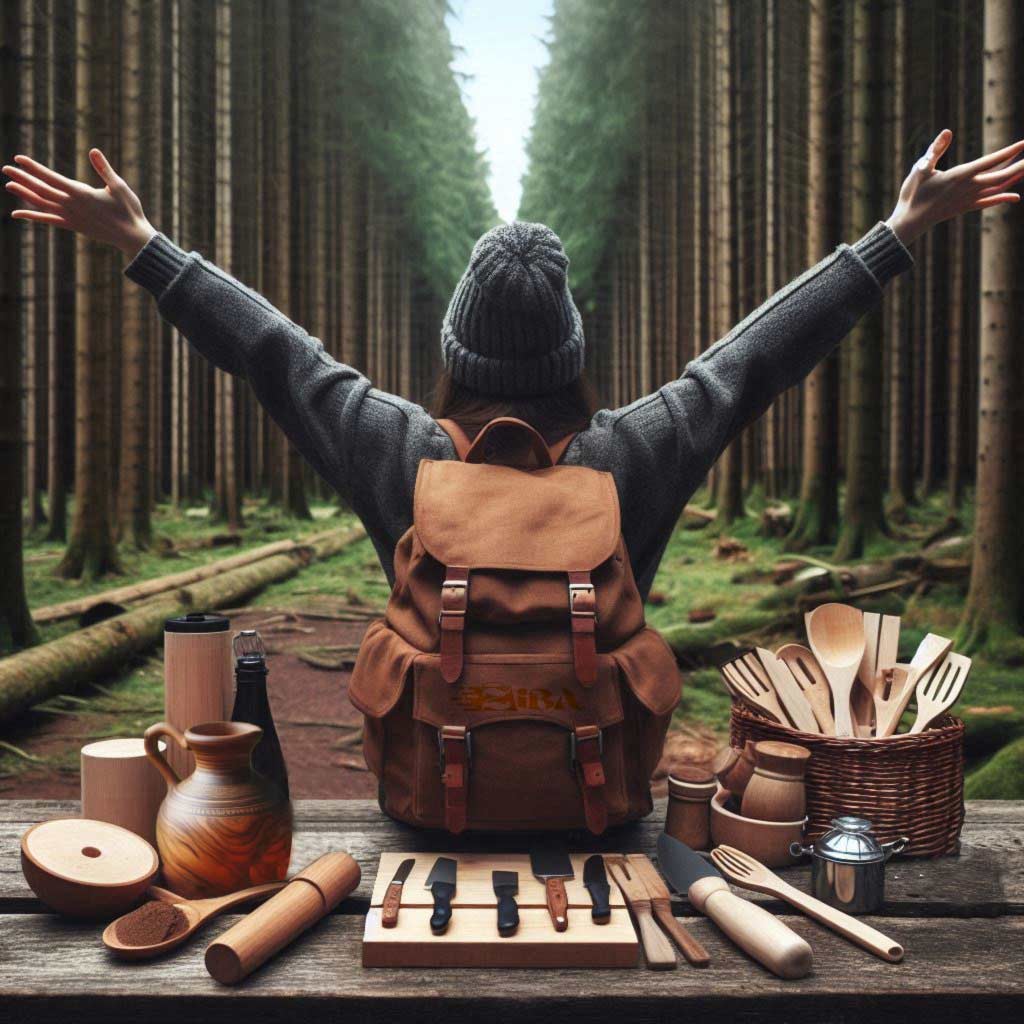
top-left (583, 855), bottom-right (611, 924)
top-left (492, 870), bottom-right (520, 937)
top-left (425, 857), bottom-right (457, 936)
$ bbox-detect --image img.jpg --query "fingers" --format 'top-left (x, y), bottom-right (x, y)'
top-left (10, 209), bottom-right (72, 227)
top-left (977, 166), bottom-right (1024, 198)
top-left (971, 193), bottom-right (1021, 211)
top-left (975, 155), bottom-right (1024, 186)
top-left (5, 181), bottom-right (63, 212)
top-left (12, 153), bottom-right (78, 191)
top-left (961, 137), bottom-right (1024, 175)
top-left (89, 148), bottom-right (122, 189)
top-left (2, 163), bottom-right (70, 202)
top-left (924, 129), bottom-right (953, 172)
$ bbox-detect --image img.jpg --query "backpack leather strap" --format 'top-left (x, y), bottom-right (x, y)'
top-left (439, 566), bottom-right (469, 683)
top-left (572, 724), bottom-right (608, 835)
top-left (436, 418), bottom-right (474, 461)
top-left (568, 570), bottom-right (598, 686)
top-left (439, 725), bottom-right (470, 834)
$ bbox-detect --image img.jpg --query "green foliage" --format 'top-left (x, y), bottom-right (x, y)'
top-left (965, 737), bottom-right (1024, 800)
top-left (518, 0), bottom-right (647, 301)
top-left (327, 0), bottom-right (496, 295)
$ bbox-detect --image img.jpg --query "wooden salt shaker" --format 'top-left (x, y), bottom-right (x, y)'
top-left (205, 852), bottom-right (360, 984)
top-left (665, 766), bottom-right (717, 851)
top-left (741, 741), bottom-right (811, 823)
top-left (81, 738), bottom-right (167, 847)
top-left (713, 740), bottom-right (757, 798)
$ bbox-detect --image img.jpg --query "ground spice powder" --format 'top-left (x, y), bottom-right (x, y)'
top-left (114, 900), bottom-right (188, 947)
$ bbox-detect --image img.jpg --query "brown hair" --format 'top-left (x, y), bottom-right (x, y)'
top-left (429, 369), bottom-right (599, 445)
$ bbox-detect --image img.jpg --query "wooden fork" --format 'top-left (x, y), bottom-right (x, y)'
top-left (755, 648), bottom-right (820, 733)
top-left (710, 845), bottom-right (904, 962)
top-left (908, 652), bottom-right (972, 734)
top-left (721, 654), bottom-right (790, 726)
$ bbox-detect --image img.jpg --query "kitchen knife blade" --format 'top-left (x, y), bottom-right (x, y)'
top-left (381, 857), bottom-right (415, 929)
top-left (530, 844), bottom-right (573, 932)
top-left (583, 854), bottom-right (611, 924)
top-left (425, 856), bottom-right (457, 935)
top-left (492, 870), bottom-right (520, 937)
top-left (656, 833), bottom-right (812, 979)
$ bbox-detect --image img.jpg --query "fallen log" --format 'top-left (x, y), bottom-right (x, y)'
top-left (0, 526), bottom-right (366, 727)
top-left (32, 530), bottom-right (346, 624)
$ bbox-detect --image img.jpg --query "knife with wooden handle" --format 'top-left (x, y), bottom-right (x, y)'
top-left (626, 853), bottom-right (710, 967)
top-left (606, 857), bottom-right (676, 970)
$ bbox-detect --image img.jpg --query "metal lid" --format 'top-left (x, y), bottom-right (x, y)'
top-left (815, 816), bottom-right (885, 864)
top-left (164, 612), bottom-right (230, 634)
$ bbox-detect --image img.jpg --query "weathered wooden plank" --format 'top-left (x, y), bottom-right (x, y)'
top-left (0, 914), bottom-right (1021, 1023)
top-left (1, 800), bottom-right (1019, 916)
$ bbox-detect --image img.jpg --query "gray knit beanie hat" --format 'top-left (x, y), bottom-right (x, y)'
top-left (441, 221), bottom-right (585, 397)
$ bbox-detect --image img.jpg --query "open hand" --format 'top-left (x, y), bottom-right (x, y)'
top-left (3, 148), bottom-right (155, 258)
top-left (886, 129), bottom-right (1024, 246)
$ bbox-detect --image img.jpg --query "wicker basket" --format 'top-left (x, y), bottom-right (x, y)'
top-left (729, 703), bottom-right (965, 857)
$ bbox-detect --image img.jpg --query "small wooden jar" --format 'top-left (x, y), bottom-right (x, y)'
top-left (741, 740), bottom-right (811, 823)
top-left (713, 740), bottom-right (757, 799)
top-left (665, 766), bottom-right (718, 851)
top-left (81, 737), bottom-right (167, 847)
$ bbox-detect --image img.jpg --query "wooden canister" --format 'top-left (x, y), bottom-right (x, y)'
top-left (205, 852), bottom-right (360, 984)
top-left (665, 767), bottom-right (717, 850)
top-left (741, 740), bottom-right (811, 823)
top-left (81, 738), bottom-right (167, 847)
top-left (713, 740), bottom-right (757, 798)
top-left (163, 613), bottom-right (233, 777)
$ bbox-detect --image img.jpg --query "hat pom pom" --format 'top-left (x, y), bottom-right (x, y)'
top-left (468, 221), bottom-right (569, 312)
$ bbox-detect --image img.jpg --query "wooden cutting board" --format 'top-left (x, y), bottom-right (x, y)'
top-left (363, 852), bottom-right (639, 968)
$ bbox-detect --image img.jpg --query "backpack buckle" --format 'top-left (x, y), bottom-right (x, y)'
top-left (438, 725), bottom-right (471, 835)
top-left (569, 724), bottom-right (603, 769)
top-left (437, 725), bottom-right (472, 769)
top-left (568, 582), bottom-right (597, 621)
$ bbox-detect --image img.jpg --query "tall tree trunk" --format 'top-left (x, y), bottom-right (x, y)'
top-left (834, 0), bottom-right (887, 561)
top-left (59, 0), bottom-right (120, 579)
top-left (957, 0), bottom-right (1024, 655)
top-left (0, 0), bottom-right (40, 650)
top-left (117, 0), bottom-right (152, 548)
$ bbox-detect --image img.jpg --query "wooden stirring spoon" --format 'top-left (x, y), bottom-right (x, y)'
top-left (103, 881), bottom-right (286, 960)
top-left (806, 603), bottom-right (865, 738)
top-left (710, 845), bottom-right (904, 962)
top-left (875, 633), bottom-right (954, 737)
top-left (776, 643), bottom-right (835, 734)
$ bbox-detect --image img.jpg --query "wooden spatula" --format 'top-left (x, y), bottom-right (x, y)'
top-left (721, 657), bottom-right (788, 726)
top-left (854, 613), bottom-right (900, 736)
top-left (875, 633), bottom-right (954, 737)
top-left (907, 652), bottom-right (972, 734)
top-left (606, 857), bottom-right (676, 970)
top-left (806, 603), bottom-right (865, 737)
top-left (710, 845), bottom-right (904, 962)
top-left (625, 854), bottom-right (710, 967)
top-left (776, 644), bottom-right (835, 733)
top-left (755, 648), bottom-right (820, 733)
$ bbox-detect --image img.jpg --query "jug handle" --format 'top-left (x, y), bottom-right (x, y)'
top-left (144, 721), bottom-right (186, 790)
top-left (882, 836), bottom-right (909, 860)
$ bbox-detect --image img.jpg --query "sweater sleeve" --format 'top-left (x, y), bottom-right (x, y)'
top-left (568, 221), bottom-right (914, 596)
top-left (123, 232), bottom-right (453, 579)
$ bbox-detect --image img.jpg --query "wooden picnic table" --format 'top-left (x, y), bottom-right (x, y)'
top-left (1, 798), bottom-right (1022, 1022)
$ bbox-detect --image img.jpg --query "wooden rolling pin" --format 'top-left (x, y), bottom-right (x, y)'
top-left (205, 852), bottom-right (360, 985)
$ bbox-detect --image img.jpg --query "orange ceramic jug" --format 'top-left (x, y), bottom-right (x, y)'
top-left (144, 720), bottom-right (292, 898)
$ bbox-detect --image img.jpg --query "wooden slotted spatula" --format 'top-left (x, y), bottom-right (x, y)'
top-left (776, 644), bottom-right (835, 733)
top-left (710, 845), bottom-right (904, 962)
top-left (606, 857), bottom-right (676, 970)
top-left (806, 603), bottom-right (865, 737)
top-left (854, 613), bottom-right (900, 736)
top-left (908, 652), bottom-right (972, 734)
top-left (875, 633), bottom-right (954, 737)
top-left (755, 648), bottom-right (820, 734)
top-left (721, 655), bottom-right (789, 726)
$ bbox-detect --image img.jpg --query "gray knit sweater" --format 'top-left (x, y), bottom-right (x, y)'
top-left (124, 222), bottom-right (913, 598)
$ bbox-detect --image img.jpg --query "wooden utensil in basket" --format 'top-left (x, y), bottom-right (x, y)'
top-left (720, 654), bottom-right (789, 726)
top-left (875, 633), bottom-right (953, 737)
top-left (907, 652), bottom-right (972, 734)
top-left (775, 644), bottom-right (835, 734)
top-left (806, 603), bottom-right (865, 738)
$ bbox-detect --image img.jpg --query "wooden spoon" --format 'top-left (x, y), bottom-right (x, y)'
top-left (907, 652), bottom-right (972, 734)
top-left (103, 881), bottom-right (286, 960)
top-left (776, 644), bottom-right (835, 733)
top-left (755, 648), bottom-right (820, 734)
top-left (806, 603), bottom-right (865, 737)
top-left (710, 845), bottom-right (904, 962)
top-left (875, 633), bottom-right (954, 737)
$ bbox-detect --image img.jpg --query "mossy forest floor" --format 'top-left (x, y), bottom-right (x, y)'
top-left (3, 489), bottom-right (1022, 799)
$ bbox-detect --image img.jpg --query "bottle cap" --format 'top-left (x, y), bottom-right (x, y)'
top-left (165, 613), bottom-right (230, 634)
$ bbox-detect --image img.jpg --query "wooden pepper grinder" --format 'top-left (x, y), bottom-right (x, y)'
top-left (665, 766), bottom-right (717, 850)
top-left (713, 740), bottom-right (758, 799)
top-left (741, 741), bottom-right (811, 823)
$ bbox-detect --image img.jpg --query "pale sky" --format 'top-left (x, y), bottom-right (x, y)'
top-left (446, 0), bottom-right (554, 223)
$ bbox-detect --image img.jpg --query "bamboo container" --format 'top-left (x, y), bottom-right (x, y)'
top-left (80, 738), bottom-right (167, 847)
top-left (163, 613), bottom-right (233, 777)
top-left (205, 852), bottom-right (360, 984)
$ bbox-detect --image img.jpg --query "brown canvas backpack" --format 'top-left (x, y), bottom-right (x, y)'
top-left (349, 417), bottom-right (682, 834)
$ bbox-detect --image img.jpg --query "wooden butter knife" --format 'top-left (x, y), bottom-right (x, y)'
top-left (606, 857), bottom-right (676, 970)
top-left (626, 853), bottom-right (710, 967)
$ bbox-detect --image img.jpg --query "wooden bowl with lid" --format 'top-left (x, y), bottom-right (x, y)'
top-left (21, 818), bottom-right (159, 919)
